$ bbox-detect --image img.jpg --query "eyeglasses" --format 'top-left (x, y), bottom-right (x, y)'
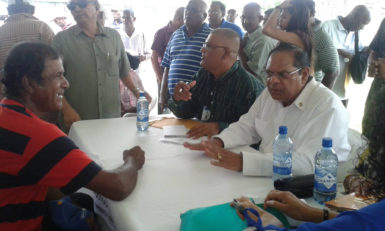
top-left (202, 42), bottom-right (228, 50)
top-left (67, 0), bottom-right (94, 11)
top-left (266, 68), bottom-right (303, 80)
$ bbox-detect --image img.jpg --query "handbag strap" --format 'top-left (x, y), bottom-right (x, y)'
top-left (354, 31), bottom-right (359, 54)
top-left (242, 208), bottom-right (282, 231)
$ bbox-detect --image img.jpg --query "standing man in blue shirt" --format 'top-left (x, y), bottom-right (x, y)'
top-left (208, 1), bottom-right (244, 38)
top-left (159, 0), bottom-right (211, 112)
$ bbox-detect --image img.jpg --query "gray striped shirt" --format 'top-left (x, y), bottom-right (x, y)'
top-left (0, 13), bottom-right (54, 70)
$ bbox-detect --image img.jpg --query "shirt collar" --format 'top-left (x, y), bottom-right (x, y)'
top-left (182, 22), bottom-right (210, 39)
top-left (336, 16), bottom-right (348, 33)
top-left (245, 27), bottom-right (262, 40)
top-left (312, 18), bottom-right (322, 32)
top-left (166, 21), bottom-right (173, 32)
top-left (73, 23), bottom-right (108, 37)
top-left (0, 98), bottom-right (34, 117)
top-left (5, 13), bottom-right (37, 23)
top-left (292, 77), bottom-right (316, 111)
top-left (213, 61), bottom-right (240, 85)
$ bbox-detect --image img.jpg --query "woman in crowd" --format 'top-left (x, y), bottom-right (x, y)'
top-left (362, 18), bottom-right (385, 142)
top-left (262, 0), bottom-right (312, 59)
top-left (233, 86), bottom-right (385, 230)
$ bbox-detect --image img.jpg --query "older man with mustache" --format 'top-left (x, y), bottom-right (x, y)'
top-left (52, 0), bottom-right (150, 131)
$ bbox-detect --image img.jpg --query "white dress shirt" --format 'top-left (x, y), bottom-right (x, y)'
top-left (119, 28), bottom-right (149, 56)
top-left (321, 17), bottom-right (364, 52)
top-left (321, 17), bottom-right (365, 98)
top-left (216, 78), bottom-right (351, 176)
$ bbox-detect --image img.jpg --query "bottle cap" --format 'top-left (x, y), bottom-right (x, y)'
top-left (139, 91), bottom-right (145, 97)
top-left (322, 138), bottom-right (332, 148)
top-left (279, 126), bottom-right (287, 135)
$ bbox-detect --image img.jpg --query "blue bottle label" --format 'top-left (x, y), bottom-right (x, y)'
top-left (314, 172), bottom-right (336, 192)
top-left (137, 109), bottom-right (149, 122)
top-left (273, 154), bottom-right (292, 175)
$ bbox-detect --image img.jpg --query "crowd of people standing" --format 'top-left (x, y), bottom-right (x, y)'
top-left (0, 0), bottom-right (385, 230)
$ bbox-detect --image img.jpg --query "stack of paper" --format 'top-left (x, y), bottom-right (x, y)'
top-left (163, 125), bottom-right (187, 138)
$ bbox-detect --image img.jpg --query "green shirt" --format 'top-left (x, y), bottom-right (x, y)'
top-left (169, 61), bottom-right (265, 131)
top-left (243, 27), bottom-right (277, 85)
top-left (313, 20), bottom-right (340, 82)
top-left (52, 24), bottom-right (130, 120)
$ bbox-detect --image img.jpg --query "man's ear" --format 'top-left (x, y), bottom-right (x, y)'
top-left (300, 67), bottom-right (310, 84)
top-left (202, 12), bottom-right (207, 21)
top-left (22, 76), bottom-right (35, 94)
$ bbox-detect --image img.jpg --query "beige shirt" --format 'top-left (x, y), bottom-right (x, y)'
top-left (243, 27), bottom-right (277, 85)
top-left (52, 24), bottom-right (130, 121)
top-left (0, 13), bottom-right (54, 70)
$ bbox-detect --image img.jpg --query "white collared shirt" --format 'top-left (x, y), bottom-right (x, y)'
top-left (216, 78), bottom-right (351, 176)
top-left (321, 17), bottom-right (364, 52)
top-left (119, 28), bottom-right (149, 56)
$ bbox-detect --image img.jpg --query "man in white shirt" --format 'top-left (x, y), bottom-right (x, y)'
top-left (321, 5), bottom-right (370, 102)
top-left (119, 8), bottom-right (152, 114)
top-left (185, 43), bottom-right (351, 176)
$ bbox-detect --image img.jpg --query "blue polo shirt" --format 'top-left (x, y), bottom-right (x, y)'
top-left (217, 19), bottom-right (244, 38)
top-left (161, 23), bottom-right (212, 95)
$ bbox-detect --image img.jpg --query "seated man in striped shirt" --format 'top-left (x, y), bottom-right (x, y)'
top-left (0, 42), bottom-right (145, 231)
top-left (169, 29), bottom-right (265, 139)
top-left (159, 0), bottom-right (212, 112)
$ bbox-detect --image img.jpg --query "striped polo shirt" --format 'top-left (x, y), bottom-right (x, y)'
top-left (161, 23), bottom-right (212, 95)
top-left (0, 99), bottom-right (101, 231)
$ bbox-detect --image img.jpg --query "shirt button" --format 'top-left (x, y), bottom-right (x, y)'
top-left (299, 102), bottom-right (303, 107)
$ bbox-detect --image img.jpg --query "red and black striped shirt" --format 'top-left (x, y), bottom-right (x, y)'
top-left (0, 99), bottom-right (101, 231)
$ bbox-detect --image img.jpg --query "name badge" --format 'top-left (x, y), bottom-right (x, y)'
top-left (201, 106), bottom-right (211, 121)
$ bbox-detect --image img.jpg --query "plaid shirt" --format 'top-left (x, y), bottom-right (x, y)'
top-left (169, 61), bottom-right (265, 131)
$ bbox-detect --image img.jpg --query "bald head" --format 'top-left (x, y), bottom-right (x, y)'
top-left (211, 28), bottom-right (240, 54)
top-left (174, 6), bottom-right (185, 20)
top-left (346, 5), bottom-right (371, 31)
top-left (188, 0), bottom-right (207, 12)
top-left (243, 2), bottom-right (262, 14)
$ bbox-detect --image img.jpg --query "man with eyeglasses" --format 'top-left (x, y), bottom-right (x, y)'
top-left (159, 0), bottom-right (212, 113)
top-left (169, 29), bottom-right (264, 139)
top-left (185, 43), bottom-right (350, 177)
top-left (239, 2), bottom-right (277, 85)
top-left (208, 1), bottom-right (243, 38)
top-left (52, 0), bottom-right (149, 131)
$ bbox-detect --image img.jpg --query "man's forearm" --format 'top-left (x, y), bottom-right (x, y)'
top-left (159, 68), bottom-right (169, 106)
top-left (121, 74), bottom-right (139, 98)
top-left (151, 51), bottom-right (163, 83)
top-left (337, 49), bottom-right (354, 59)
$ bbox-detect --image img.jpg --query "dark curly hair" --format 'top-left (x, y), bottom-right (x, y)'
top-left (362, 86), bottom-right (385, 200)
top-left (2, 42), bottom-right (60, 98)
top-left (285, 0), bottom-right (313, 60)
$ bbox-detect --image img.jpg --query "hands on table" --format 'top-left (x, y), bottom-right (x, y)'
top-left (123, 146), bottom-right (145, 170)
top-left (187, 122), bottom-right (220, 139)
top-left (231, 190), bottom-right (321, 228)
top-left (231, 196), bottom-right (283, 228)
top-left (184, 138), bottom-right (242, 172)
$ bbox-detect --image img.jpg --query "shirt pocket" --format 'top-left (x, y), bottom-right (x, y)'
top-left (107, 54), bottom-right (120, 77)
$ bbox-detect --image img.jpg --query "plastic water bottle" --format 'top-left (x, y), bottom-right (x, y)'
top-left (313, 138), bottom-right (338, 204)
top-left (136, 91), bottom-right (149, 131)
top-left (272, 126), bottom-right (293, 182)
